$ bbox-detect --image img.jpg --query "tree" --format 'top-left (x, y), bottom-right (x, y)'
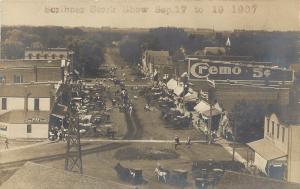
top-left (119, 39), bottom-right (141, 64)
top-left (229, 100), bottom-right (266, 143)
top-left (147, 27), bottom-right (188, 54)
top-left (31, 41), bottom-right (44, 49)
top-left (2, 40), bottom-right (25, 59)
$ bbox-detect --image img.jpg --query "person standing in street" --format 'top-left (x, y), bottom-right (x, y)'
top-left (174, 136), bottom-right (180, 149)
top-left (4, 138), bottom-right (9, 149)
top-left (186, 137), bottom-right (191, 148)
top-left (204, 126), bottom-right (209, 143)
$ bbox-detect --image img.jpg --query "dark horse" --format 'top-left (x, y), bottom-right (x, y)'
top-left (114, 163), bottom-right (143, 184)
top-left (114, 162), bottom-right (131, 181)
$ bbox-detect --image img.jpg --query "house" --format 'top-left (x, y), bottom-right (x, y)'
top-left (0, 162), bottom-right (131, 189)
top-left (247, 106), bottom-right (300, 183)
top-left (203, 47), bottom-right (226, 56)
top-left (0, 84), bottom-right (56, 114)
top-left (24, 47), bottom-right (73, 60)
top-left (0, 59), bottom-right (68, 84)
top-left (142, 50), bottom-right (173, 77)
top-left (0, 110), bottom-right (49, 139)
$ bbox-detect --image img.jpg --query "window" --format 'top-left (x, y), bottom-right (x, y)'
top-left (59, 54), bottom-right (64, 59)
top-left (282, 128), bottom-right (285, 142)
top-left (28, 53), bottom-right (32, 59)
top-left (267, 118), bottom-right (270, 132)
top-left (13, 75), bottom-right (23, 83)
top-left (44, 54), bottom-right (48, 59)
top-left (2, 98), bottom-right (7, 110)
top-left (36, 54), bottom-right (40, 59)
top-left (0, 75), bottom-right (5, 83)
top-left (272, 121), bottom-right (274, 136)
top-left (34, 98), bottom-right (39, 111)
top-left (27, 124), bottom-right (32, 133)
top-left (52, 54), bottom-right (56, 59)
top-left (277, 124), bottom-right (280, 139)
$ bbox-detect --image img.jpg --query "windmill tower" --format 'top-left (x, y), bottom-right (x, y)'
top-left (64, 61), bottom-right (83, 174)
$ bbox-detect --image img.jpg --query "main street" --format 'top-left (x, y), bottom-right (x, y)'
top-left (0, 48), bottom-right (233, 189)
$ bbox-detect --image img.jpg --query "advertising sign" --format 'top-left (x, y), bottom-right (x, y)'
top-left (188, 59), bottom-right (294, 82)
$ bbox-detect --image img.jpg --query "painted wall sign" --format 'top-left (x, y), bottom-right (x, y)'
top-left (188, 59), bottom-right (294, 81)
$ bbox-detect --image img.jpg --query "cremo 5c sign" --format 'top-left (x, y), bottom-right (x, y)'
top-left (188, 60), bottom-right (294, 81)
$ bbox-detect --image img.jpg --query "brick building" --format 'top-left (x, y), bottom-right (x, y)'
top-left (0, 59), bottom-right (67, 83)
top-left (24, 48), bottom-right (72, 60)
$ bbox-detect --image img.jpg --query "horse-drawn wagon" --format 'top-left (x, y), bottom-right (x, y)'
top-left (114, 163), bottom-right (144, 185)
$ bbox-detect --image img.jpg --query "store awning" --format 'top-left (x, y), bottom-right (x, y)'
top-left (51, 113), bottom-right (65, 119)
top-left (174, 84), bottom-right (184, 96)
top-left (247, 139), bottom-right (287, 161)
top-left (194, 101), bottom-right (210, 113)
top-left (202, 108), bottom-right (222, 117)
top-left (183, 89), bottom-right (198, 102)
top-left (214, 102), bottom-right (222, 112)
top-left (51, 103), bottom-right (68, 119)
top-left (80, 115), bottom-right (92, 121)
top-left (167, 79), bottom-right (178, 91)
top-left (74, 69), bottom-right (80, 75)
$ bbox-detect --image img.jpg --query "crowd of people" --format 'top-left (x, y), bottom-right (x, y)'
top-left (49, 127), bottom-right (68, 141)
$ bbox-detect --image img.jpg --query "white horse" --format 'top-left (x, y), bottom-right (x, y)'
top-left (129, 169), bottom-right (136, 180)
top-left (154, 168), bottom-right (168, 183)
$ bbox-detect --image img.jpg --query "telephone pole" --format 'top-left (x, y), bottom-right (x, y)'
top-left (207, 78), bottom-right (216, 144)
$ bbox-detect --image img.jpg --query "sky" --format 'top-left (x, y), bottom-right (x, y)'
top-left (0, 0), bottom-right (299, 31)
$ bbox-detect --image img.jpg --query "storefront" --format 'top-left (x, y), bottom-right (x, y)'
top-left (248, 139), bottom-right (287, 180)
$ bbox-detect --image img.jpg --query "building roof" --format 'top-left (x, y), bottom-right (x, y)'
top-left (173, 83), bottom-right (184, 96)
top-left (167, 78), bottom-right (178, 90)
top-left (0, 111), bottom-right (50, 124)
top-left (145, 50), bottom-right (169, 57)
top-left (186, 56), bottom-right (271, 65)
top-left (183, 89), bottom-right (198, 101)
top-left (202, 108), bottom-right (222, 117)
top-left (0, 162), bottom-right (131, 189)
top-left (194, 101), bottom-right (210, 113)
top-left (204, 47), bottom-right (226, 56)
top-left (267, 105), bottom-right (300, 125)
top-left (51, 103), bottom-right (68, 119)
top-left (145, 50), bottom-right (171, 65)
top-left (247, 139), bottom-right (287, 161)
top-left (25, 47), bottom-right (71, 52)
top-left (0, 59), bottom-right (62, 69)
top-left (216, 170), bottom-right (300, 189)
top-left (0, 84), bottom-right (55, 98)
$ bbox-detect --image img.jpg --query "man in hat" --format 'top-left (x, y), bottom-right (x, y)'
top-left (174, 136), bottom-right (180, 149)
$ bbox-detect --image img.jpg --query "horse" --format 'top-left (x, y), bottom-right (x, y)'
top-left (114, 163), bottom-right (131, 181)
top-left (154, 167), bottom-right (169, 183)
top-left (114, 163), bottom-right (142, 184)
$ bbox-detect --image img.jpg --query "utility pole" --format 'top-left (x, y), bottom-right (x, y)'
top-left (232, 118), bottom-right (236, 161)
top-left (207, 79), bottom-right (215, 144)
